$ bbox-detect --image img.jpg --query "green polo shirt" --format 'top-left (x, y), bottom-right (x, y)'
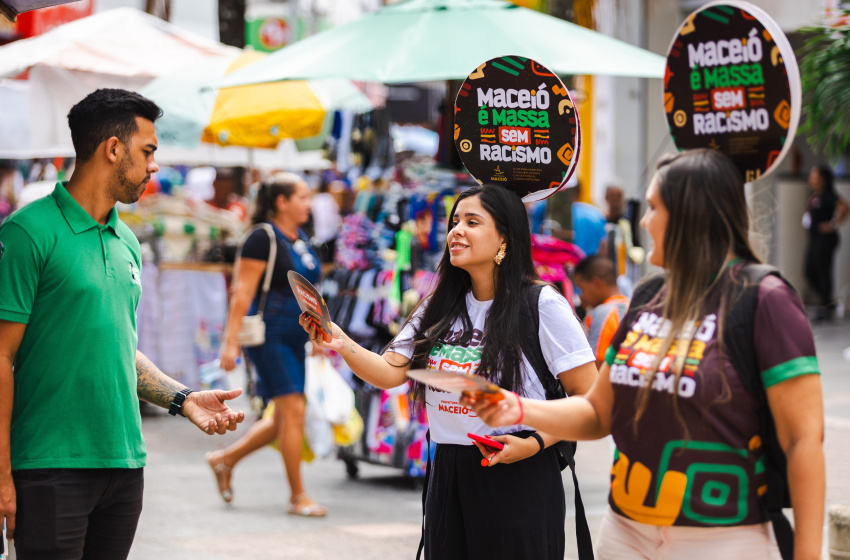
top-left (0, 183), bottom-right (146, 469)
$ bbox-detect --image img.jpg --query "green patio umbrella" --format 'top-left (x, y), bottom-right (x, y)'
top-left (219, 0), bottom-right (665, 89)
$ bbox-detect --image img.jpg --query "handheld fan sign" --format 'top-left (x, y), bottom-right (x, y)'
top-left (406, 369), bottom-right (505, 403)
top-left (663, 1), bottom-right (801, 182)
top-left (287, 271), bottom-right (333, 343)
top-left (454, 56), bottom-right (581, 202)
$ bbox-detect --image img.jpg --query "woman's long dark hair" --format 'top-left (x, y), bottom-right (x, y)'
top-left (250, 172), bottom-right (301, 225)
top-left (388, 184), bottom-right (541, 404)
top-left (634, 149), bottom-right (761, 436)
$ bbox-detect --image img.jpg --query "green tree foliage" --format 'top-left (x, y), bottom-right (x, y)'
top-left (800, 10), bottom-right (850, 162)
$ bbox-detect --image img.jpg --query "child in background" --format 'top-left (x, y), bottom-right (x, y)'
top-left (573, 255), bottom-right (630, 369)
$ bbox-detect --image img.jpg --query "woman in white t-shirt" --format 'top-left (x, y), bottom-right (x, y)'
top-left (301, 183), bottom-right (597, 560)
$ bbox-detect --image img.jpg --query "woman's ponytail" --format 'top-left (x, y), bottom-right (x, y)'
top-left (250, 172), bottom-right (301, 225)
top-left (250, 183), bottom-right (271, 225)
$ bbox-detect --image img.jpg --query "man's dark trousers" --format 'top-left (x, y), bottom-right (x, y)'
top-left (12, 468), bottom-right (144, 560)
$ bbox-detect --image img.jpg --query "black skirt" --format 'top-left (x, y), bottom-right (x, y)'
top-left (424, 441), bottom-right (566, 560)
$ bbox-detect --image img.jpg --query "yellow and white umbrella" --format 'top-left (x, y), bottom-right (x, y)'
top-left (142, 50), bottom-right (375, 149)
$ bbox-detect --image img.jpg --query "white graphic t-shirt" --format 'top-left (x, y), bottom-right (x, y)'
top-left (392, 286), bottom-right (594, 445)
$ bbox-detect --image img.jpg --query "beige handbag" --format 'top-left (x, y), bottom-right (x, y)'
top-left (234, 224), bottom-right (277, 347)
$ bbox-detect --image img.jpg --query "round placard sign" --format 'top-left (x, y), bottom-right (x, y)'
top-left (664, 1), bottom-right (801, 182)
top-left (454, 56), bottom-right (581, 202)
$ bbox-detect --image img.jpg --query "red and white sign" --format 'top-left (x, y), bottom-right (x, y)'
top-left (14, 0), bottom-right (92, 38)
top-left (258, 17), bottom-right (290, 50)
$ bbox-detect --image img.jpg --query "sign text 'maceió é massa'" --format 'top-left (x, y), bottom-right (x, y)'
top-left (454, 56), bottom-right (581, 202)
top-left (664, 1), bottom-right (801, 182)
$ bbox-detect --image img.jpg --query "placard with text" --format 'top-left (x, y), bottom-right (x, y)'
top-left (454, 56), bottom-right (581, 202)
top-left (664, 1), bottom-right (801, 182)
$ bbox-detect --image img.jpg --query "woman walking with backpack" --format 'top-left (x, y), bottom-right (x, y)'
top-left (467, 149), bottom-right (825, 560)
top-left (301, 183), bottom-right (597, 560)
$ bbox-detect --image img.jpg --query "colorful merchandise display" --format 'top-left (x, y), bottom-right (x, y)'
top-left (321, 183), bottom-right (447, 478)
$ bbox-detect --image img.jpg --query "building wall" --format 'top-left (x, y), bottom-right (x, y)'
top-left (590, 0), bottom-right (645, 207)
top-left (642, 0), bottom-right (681, 183)
top-left (680, 0), bottom-right (828, 32)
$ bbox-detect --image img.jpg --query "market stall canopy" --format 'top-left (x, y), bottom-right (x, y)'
top-left (153, 140), bottom-right (330, 171)
top-left (219, 0), bottom-right (666, 89)
top-left (141, 50), bottom-right (374, 149)
top-left (0, 7), bottom-right (239, 158)
top-left (0, 7), bottom-right (235, 79)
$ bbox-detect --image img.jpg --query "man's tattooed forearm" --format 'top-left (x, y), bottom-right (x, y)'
top-left (136, 351), bottom-right (185, 408)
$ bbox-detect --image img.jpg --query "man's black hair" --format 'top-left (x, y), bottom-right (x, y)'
top-left (574, 254), bottom-right (617, 286)
top-left (67, 89), bottom-right (163, 163)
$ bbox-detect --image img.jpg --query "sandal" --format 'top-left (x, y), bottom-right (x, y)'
top-left (205, 451), bottom-right (233, 503)
top-left (287, 493), bottom-right (328, 517)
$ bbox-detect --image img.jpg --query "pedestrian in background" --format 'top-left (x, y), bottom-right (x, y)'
top-left (467, 149), bottom-right (825, 560)
top-left (310, 178), bottom-right (341, 263)
top-left (803, 164), bottom-right (848, 321)
top-left (210, 172), bottom-right (327, 517)
top-left (302, 184), bottom-right (597, 560)
top-left (205, 166), bottom-right (248, 223)
top-left (573, 255), bottom-right (630, 369)
top-left (0, 88), bottom-right (245, 560)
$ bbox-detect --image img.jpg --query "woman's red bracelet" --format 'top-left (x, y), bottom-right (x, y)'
top-left (513, 391), bottom-right (524, 425)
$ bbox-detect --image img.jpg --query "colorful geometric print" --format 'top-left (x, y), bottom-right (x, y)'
top-left (606, 270), bottom-right (820, 528)
top-left (606, 305), bottom-right (772, 527)
top-left (611, 436), bottom-right (766, 526)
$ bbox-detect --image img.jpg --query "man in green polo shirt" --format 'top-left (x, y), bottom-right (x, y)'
top-left (0, 89), bottom-right (246, 559)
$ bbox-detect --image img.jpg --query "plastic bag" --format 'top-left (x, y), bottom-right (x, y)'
top-left (198, 358), bottom-right (244, 391)
top-left (303, 395), bottom-right (334, 459)
top-left (262, 357), bottom-right (354, 462)
top-left (304, 356), bottom-right (355, 426)
top-left (262, 402), bottom-right (318, 462)
top-left (303, 356), bottom-right (353, 459)
top-left (333, 408), bottom-right (364, 447)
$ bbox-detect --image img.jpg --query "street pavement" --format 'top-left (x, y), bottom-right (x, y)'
top-left (11, 320), bottom-right (848, 559)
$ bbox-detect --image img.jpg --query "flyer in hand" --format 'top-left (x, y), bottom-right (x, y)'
top-left (406, 369), bottom-right (504, 402)
top-left (287, 270), bottom-right (333, 343)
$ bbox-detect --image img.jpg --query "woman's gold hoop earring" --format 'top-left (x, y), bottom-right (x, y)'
top-left (494, 244), bottom-right (507, 265)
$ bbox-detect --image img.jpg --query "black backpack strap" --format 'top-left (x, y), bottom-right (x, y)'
top-left (569, 453), bottom-right (594, 560)
top-left (520, 284), bottom-right (566, 400)
top-left (519, 283), bottom-right (594, 560)
top-left (620, 271), bottom-right (666, 336)
top-left (416, 429), bottom-right (431, 560)
top-left (723, 263), bottom-right (795, 560)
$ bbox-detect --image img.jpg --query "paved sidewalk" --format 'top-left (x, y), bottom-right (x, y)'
top-left (6, 320), bottom-right (848, 559)
top-left (132, 318), bottom-right (850, 559)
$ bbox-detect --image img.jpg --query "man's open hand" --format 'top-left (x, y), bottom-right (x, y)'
top-left (182, 389), bottom-right (245, 435)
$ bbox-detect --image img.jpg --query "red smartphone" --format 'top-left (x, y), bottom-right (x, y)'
top-left (467, 432), bottom-right (504, 450)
